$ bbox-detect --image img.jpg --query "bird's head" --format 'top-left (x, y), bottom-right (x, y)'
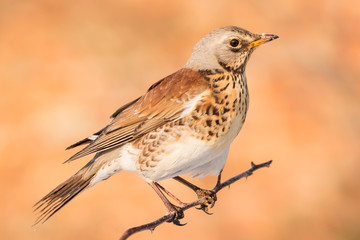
top-left (185, 26), bottom-right (278, 73)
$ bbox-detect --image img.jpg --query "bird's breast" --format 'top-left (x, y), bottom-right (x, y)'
top-left (186, 71), bottom-right (249, 143)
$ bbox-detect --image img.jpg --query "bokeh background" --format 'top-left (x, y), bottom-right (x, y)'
top-left (1, 0), bottom-right (360, 239)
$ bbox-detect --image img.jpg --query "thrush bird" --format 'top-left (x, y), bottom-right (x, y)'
top-left (34, 26), bottom-right (278, 225)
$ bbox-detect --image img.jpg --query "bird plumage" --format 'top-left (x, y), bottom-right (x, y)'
top-left (65, 68), bottom-right (209, 162)
top-left (34, 26), bottom-right (278, 225)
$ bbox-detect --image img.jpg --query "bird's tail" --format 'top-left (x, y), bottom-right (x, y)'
top-left (33, 163), bottom-right (95, 226)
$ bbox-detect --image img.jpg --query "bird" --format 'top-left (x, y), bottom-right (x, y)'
top-left (34, 26), bottom-right (278, 226)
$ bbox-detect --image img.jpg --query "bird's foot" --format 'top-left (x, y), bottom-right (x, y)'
top-left (166, 205), bottom-right (186, 226)
top-left (195, 189), bottom-right (217, 214)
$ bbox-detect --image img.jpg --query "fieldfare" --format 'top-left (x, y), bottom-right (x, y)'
top-left (34, 26), bottom-right (278, 225)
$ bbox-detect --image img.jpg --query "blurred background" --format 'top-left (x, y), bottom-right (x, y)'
top-left (1, 0), bottom-right (360, 239)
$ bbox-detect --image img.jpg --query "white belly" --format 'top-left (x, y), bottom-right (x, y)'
top-left (139, 115), bottom-right (244, 182)
top-left (140, 137), bottom-right (230, 181)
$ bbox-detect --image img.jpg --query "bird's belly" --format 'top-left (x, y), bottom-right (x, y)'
top-left (139, 115), bottom-right (244, 182)
top-left (139, 136), bottom-right (227, 181)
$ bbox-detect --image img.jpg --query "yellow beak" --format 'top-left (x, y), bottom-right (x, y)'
top-left (249, 33), bottom-right (279, 47)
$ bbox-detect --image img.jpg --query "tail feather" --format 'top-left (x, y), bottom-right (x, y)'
top-left (33, 169), bottom-right (94, 226)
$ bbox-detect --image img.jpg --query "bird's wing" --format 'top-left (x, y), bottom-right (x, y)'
top-left (65, 68), bottom-right (209, 162)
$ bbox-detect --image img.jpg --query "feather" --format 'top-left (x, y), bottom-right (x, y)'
top-left (65, 68), bottom-right (209, 163)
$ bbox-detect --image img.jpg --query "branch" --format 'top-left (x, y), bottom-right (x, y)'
top-left (119, 160), bottom-right (273, 240)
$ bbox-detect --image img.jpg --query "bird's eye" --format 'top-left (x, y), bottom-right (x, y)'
top-left (229, 38), bottom-right (240, 47)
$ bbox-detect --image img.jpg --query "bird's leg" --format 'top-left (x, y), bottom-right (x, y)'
top-left (173, 176), bottom-right (201, 192)
top-left (215, 170), bottom-right (223, 189)
top-left (173, 174), bottom-right (222, 214)
top-left (155, 182), bottom-right (184, 206)
top-left (148, 181), bottom-right (185, 226)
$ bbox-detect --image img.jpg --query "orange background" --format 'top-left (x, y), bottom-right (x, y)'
top-left (1, 0), bottom-right (360, 240)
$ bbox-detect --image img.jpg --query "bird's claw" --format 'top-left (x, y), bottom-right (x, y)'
top-left (167, 206), bottom-right (186, 226)
top-left (196, 205), bottom-right (213, 215)
top-left (195, 189), bottom-right (217, 214)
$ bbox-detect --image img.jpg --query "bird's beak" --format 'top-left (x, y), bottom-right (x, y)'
top-left (249, 33), bottom-right (279, 47)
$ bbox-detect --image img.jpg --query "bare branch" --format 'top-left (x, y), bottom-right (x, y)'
top-left (119, 160), bottom-right (273, 240)
top-left (213, 160), bottom-right (273, 192)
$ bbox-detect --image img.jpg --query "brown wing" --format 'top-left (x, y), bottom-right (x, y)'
top-left (65, 68), bottom-right (209, 162)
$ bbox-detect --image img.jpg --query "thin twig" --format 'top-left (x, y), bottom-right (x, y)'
top-left (119, 160), bottom-right (273, 240)
top-left (213, 160), bottom-right (272, 192)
